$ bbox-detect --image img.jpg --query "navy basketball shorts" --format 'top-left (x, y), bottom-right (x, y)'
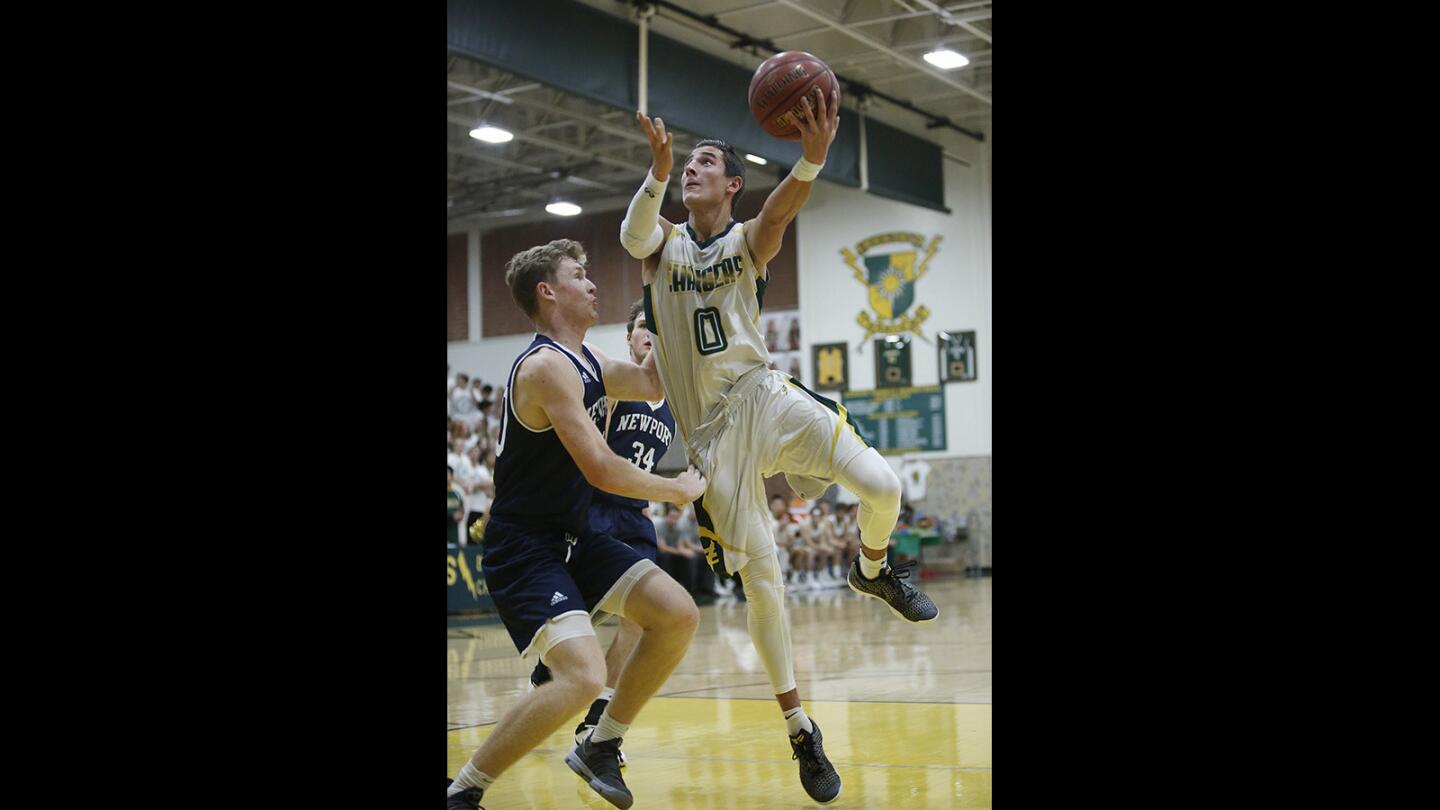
top-left (481, 515), bottom-right (651, 657)
top-left (588, 499), bottom-right (659, 562)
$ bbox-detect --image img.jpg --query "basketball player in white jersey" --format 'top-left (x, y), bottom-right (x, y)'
top-left (618, 88), bottom-right (938, 804)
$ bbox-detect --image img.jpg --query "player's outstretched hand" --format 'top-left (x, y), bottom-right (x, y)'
top-left (672, 465), bottom-right (708, 505)
top-left (636, 112), bottom-right (674, 182)
top-left (796, 86), bottom-right (840, 165)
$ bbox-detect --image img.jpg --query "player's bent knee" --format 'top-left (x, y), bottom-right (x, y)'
top-left (864, 464), bottom-right (901, 508)
top-left (556, 659), bottom-right (606, 701)
top-left (628, 569), bottom-right (698, 634)
top-left (676, 597), bottom-right (700, 634)
top-left (544, 636), bottom-right (607, 698)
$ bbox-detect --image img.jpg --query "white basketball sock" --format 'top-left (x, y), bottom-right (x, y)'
top-left (784, 705), bottom-right (814, 736)
top-left (589, 709), bottom-right (630, 744)
top-left (860, 553), bottom-right (885, 580)
top-left (448, 761), bottom-right (494, 797)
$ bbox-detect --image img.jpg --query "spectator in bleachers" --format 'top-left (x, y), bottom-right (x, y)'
top-left (447, 436), bottom-right (468, 473)
top-left (447, 465), bottom-right (466, 546)
top-left (450, 373), bottom-right (482, 429)
top-left (474, 401), bottom-right (494, 442)
top-left (656, 504), bottom-right (697, 587)
top-left (656, 503), bottom-right (716, 603)
top-left (449, 416), bottom-right (466, 440)
top-left (807, 505), bottom-right (846, 586)
top-left (837, 503), bottom-right (861, 569)
top-left (456, 442), bottom-right (494, 541)
top-left (771, 493), bottom-right (805, 587)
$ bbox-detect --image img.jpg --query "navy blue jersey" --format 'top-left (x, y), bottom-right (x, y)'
top-left (489, 336), bottom-right (608, 536)
top-left (593, 399), bottom-right (676, 509)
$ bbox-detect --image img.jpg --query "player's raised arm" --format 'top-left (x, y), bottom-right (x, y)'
top-left (622, 113), bottom-right (678, 279)
top-left (745, 87), bottom-right (839, 269)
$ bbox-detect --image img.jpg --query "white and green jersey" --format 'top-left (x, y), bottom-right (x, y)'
top-left (642, 219), bottom-right (771, 443)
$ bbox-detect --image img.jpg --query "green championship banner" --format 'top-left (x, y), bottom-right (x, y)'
top-left (448, 544), bottom-right (493, 612)
top-left (840, 385), bottom-right (947, 455)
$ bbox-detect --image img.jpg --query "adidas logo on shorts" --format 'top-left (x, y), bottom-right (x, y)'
top-left (550, 592), bottom-right (567, 605)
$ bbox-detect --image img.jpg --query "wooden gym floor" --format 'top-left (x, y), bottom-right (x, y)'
top-left (448, 575), bottom-right (992, 808)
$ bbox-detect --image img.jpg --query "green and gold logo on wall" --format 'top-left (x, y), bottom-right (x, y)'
top-left (842, 232), bottom-right (941, 344)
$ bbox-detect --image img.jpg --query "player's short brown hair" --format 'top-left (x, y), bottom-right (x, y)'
top-left (504, 239), bottom-right (587, 318)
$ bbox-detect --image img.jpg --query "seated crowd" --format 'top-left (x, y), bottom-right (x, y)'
top-left (448, 366), bottom-right (926, 604)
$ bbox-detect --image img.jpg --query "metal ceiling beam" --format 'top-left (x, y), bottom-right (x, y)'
top-left (563, 173), bottom-right (619, 191)
top-left (773, 7), bottom-right (991, 43)
top-left (865, 55), bottom-right (992, 87)
top-left (713, 1), bottom-right (779, 17)
top-left (776, 9), bottom-right (933, 41)
top-left (912, 86), bottom-right (988, 102)
top-left (448, 159), bottom-right (626, 210)
top-left (446, 144), bottom-right (545, 176)
top-left (446, 79), bottom-right (543, 98)
top-left (451, 179), bottom-right (549, 202)
top-left (648, 0), bottom-right (982, 140)
top-left (446, 82), bottom-right (514, 104)
top-left (832, 39), bottom-right (990, 67)
top-left (770, 0), bottom-right (990, 105)
top-left (909, 0), bottom-right (991, 43)
top-left (449, 79), bottom-right (653, 149)
top-left (447, 150), bottom-right (627, 190)
top-left (957, 20), bottom-right (991, 44)
top-left (447, 113), bottom-right (641, 173)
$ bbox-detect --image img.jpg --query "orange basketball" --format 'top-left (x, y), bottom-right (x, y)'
top-left (748, 51), bottom-right (838, 141)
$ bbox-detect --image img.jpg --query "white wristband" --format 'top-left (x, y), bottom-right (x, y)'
top-left (641, 172), bottom-right (668, 200)
top-left (790, 158), bottom-right (824, 183)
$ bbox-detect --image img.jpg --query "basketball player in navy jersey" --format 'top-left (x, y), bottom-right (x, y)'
top-left (528, 298), bottom-right (679, 764)
top-left (616, 89), bottom-right (938, 804)
top-left (447, 240), bottom-right (706, 810)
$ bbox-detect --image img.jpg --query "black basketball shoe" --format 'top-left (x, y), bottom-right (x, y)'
top-left (529, 661), bottom-right (551, 689)
top-left (574, 698), bottom-right (625, 766)
top-left (847, 556), bottom-right (939, 623)
top-left (789, 719), bottom-right (841, 803)
top-left (565, 732), bottom-right (633, 809)
top-left (446, 785), bottom-right (485, 809)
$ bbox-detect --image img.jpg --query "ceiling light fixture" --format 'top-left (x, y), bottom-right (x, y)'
top-left (469, 125), bottom-right (514, 143)
top-left (545, 201), bottom-right (582, 216)
top-left (922, 49), bottom-right (970, 70)
top-left (745, 153), bottom-right (768, 165)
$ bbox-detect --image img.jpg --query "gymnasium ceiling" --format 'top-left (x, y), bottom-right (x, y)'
top-left (447, 0), bottom-right (991, 229)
